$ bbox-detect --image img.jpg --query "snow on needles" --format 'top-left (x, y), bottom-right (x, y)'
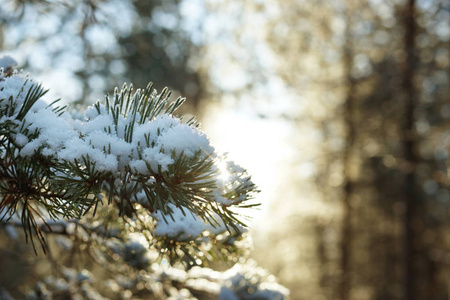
top-left (152, 203), bottom-right (227, 240)
top-left (0, 72), bottom-right (41, 117)
top-left (0, 63), bottom-right (216, 177)
top-left (3, 78), bottom-right (215, 173)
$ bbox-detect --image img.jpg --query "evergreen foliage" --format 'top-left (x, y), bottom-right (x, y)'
top-left (0, 57), bottom-right (258, 254)
top-left (0, 57), bottom-right (288, 299)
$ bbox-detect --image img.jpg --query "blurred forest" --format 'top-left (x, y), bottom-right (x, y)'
top-left (1, 0), bottom-right (449, 299)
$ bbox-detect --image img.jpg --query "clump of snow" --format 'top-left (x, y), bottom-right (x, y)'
top-left (14, 133), bottom-right (29, 147)
top-left (153, 204), bottom-right (209, 240)
top-left (219, 261), bottom-right (290, 300)
top-left (50, 103), bottom-right (214, 174)
top-left (0, 72), bottom-right (39, 116)
top-left (176, 262), bottom-right (289, 298)
top-left (129, 159), bottom-right (148, 174)
top-left (76, 114), bottom-right (114, 134)
top-left (8, 89), bottom-right (216, 175)
top-left (212, 189), bottom-right (233, 205)
top-left (142, 146), bottom-right (174, 172)
top-left (86, 131), bottom-right (133, 168)
top-left (58, 137), bottom-right (119, 172)
top-left (20, 108), bottom-right (78, 157)
top-left (157, 122), bottom-right (215, 157)
top-left (152, 204), bottom-right (227, 240)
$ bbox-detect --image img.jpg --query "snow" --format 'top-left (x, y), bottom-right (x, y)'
top-left (218, 261), bottom-right (290, 300)
top-left (7, 84), bottom-right (215, 175)
top-left (0, 69), bottom-right (220, 180)
top-left (142, 146), bottom-right (174, 172)
top-left (14, 133), bottom-right (29, 146)
top-left (212, 190), bottom-right (233, 205)
top-left (85, 131), bottom-right (133, 168)
top-left (152, 203), bottom-right (227, 240)
top-left (157, 123), bottom-right (215, 158)
top-left (58, 137), bottom-right (119, 172)
top-left (129, 159), bottom-right (149, 174)
top-left (0, 73), bottom-right (36, 114)
top-left (132, 115), bottom-right (178, 146)
top-left (153, 204), bottom-right (208, 240)
top-left (20, 108), bottom-right (78, 157)
top-left (77, 114), bottom-right (114, 134)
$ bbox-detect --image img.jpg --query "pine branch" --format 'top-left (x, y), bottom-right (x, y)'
top-left (0, 66), bottom-right (259, 255)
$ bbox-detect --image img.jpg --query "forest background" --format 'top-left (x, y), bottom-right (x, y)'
top-left (0, 0), bottom-right (449, 299)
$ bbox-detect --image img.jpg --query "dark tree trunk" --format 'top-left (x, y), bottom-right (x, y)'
top-left (339, 11), bottom-right (357, 300)
top-left (401, 1), bottom-right (417, 299)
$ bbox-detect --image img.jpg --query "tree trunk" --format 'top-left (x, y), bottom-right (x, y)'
top-left (339, 8), bottom-right (357, 300)
top-left (401, 1), bottom-right (417, 299)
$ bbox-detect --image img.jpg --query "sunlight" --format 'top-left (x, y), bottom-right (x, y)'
top-left (204, 105), bottom-right (293, 225)
top-left (217, 159), bottom-right (231, 183)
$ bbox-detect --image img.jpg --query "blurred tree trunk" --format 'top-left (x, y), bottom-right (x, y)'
top-left (401, 1), bottom-right (418, 299)
top-left (339, 4), bottom-right (356, 299)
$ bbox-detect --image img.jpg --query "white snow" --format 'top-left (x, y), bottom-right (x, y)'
top-left (132, 115), bottom-right (178, 146)
top-left (142, 146), bottom-right (174, 172)
top-left (20, 108), bottom-right (78, 156)
top-left (0, 73), bottom-right (36, 114)
top-left (157, 123), bottom-right (215, 158)
top-left (58, 137), bottom-right (119, 172)
top-left (153, 204), bottom-right (207, 240)
top-left (152, 203), bottom-right (227, 240)
top-left (10, 94), bottom-right (215, 175)
top-left (77, 114), bottom-right (114, 134)
top-left (14, 133), bottom-right (29, 146)
top-left (129, 159), bottom-right (149, 175)
top-left (218, 261), bottom-right (290, 300)
top-left (212, 190), bottom-right (233, 205)
top-left (85, 131), bottom-right (133, 168)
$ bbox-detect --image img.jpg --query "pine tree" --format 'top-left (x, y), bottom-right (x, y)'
top-left (0, 56), bottom-right (288, 299)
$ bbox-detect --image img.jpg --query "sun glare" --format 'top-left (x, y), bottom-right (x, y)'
top-left (204, 106), bottom-right (293, 225)
top-left (217, 160), bottom-right (231, 183)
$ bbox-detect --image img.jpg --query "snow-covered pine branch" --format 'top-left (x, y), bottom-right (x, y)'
top-left (0, 56), bottom-right (259, 254)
